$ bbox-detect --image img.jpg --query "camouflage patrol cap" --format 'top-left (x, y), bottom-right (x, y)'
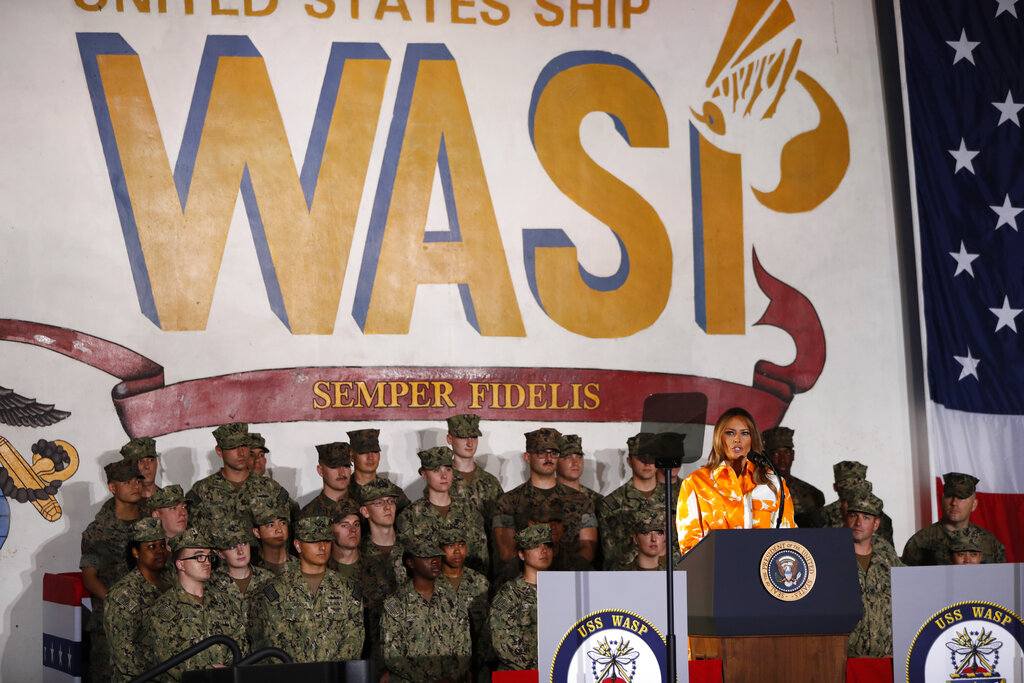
top-left (558, 434), bottom-right (583, 457)
top-left (247, 433), bottom-right (268, 453)
top-left (516, 523), bottom-right (553, 550)
top-left (446, 413), bottom-right (482, 438)
top-left (132, 517), bottom-right (167, 543)
top-left (418, 446), bottom-right (454, 470)
top-left (525, 428), bottom-right (562, 453)
top-left (406, 533), bottom-right (444, 558)
top-left (633, 509), bottom-right (663, 534)
top-left (358, 478), bottom-right (402, 504)
top-left (214, 516), bottom-right (253, 549)
top-left (947, 526), bottom-right (985, 553)
top-left (316, 442), bottom-right (352, 468)
top-left (833, 460), bottom-right (868, 483)
top-left (213, 422), bottom-right (249, 450)
top-left (168, 525), bottom-right (213, 553)
top-left (120, 437), bottom-right (157, 460)
top-left (626, 432), bottom-right (655, 457)
top-left (294, 515), bottom-right (333, 543)
top-left (942, 472), bottom-right (979, 498)
top-left (149, 484), bottom-right (187, 510)
top-left (439, 522), bottom-right (468, 545)
top-left (348, 428), bottom-right (380, 454)
top-left (846, 492), bottom-right (883, 517)
top-left (761, 427), bottom-right (794, 450)
top-left (105, 459), bottom-right (144, 483)
top-left (250, 499), bottom-right (290, 527)
top-left (330, 499), bottom-right (362, 524)
top-left (837, 478), bottom-right (873, 502)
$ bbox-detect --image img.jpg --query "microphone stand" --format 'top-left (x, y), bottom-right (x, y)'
top-left (661, 463), bottom-right (678, 683)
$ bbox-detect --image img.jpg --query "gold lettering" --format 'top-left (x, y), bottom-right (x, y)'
top-left (355, 381), bottom-right (387, 409)
top-left (527, 383), bottom-right (545, 409)
top-left (304, 0), bottom-right (335, 17)
top-left (409, 381), bottom-right (429, 408)
top-left (211, 0), bottom-right (239, 15)
top-left (74, 0), bottom-right (107, 9)
top-left (332, 381), bottom-right (354, 408)
top-left (469, 383), bottom-right (487, 409)
top-left (245, 0), bottom-right (276, 15)
top-left (387, 381), bottom-right (409, 407)
top-left (549, 383), bottom-right (570, 409)
top-left (451, 0), bottom-right (474, 23)
top-left (504, 383), bottom-right (525, 409)
top-left (433, 382), bottom-right (456, 408)
top-left (480, 0), bottom-right (509, 25)
top-left (583, 382), bottom-right (600, 409)
top-left (312, 381), bottom-right (331, 409)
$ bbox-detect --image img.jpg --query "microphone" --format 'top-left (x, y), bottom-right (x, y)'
top-left (747, 451), bottom-right (786, 528)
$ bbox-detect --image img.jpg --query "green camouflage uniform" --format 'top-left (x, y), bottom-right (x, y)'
top-left (901, 522), bottom-right (1005, 566)
top-left (381, 580), bottom-right (472, 682)
top-left (301, 491), bottom-right (352, 520)
top-left (141, 583), bottom-right (239, 681)
top-left (249, 566), bottom-right (364, 663)
top-left (80, 468), bottom-right (142, 682)
top-left (599, 483), bottom-right (680, 570)
top-left (822, 476), bottom-right (895, 545)
top-left (493, 482), bottom-right (596, 564)
top-left (451, 467), bottom-right (504, 527)
top-left (104, 570), bottom-right (169, 682)
top-left (349, 477), bottom-right (411, 513)
top-left (786, 475), bottom-right (825, 528)
top-left (437, 567), bottom-right (493, 677)
top-left (207, 564), bottom-right (274, 655)
top-left (397, 496), bottom-right (489, 574)
top-left (847, 537), bottom-right (903, 658)
top-left (186, 471), bottom-right (292, 532)
top-left (490, 576), bottom-right (537, 671)
top-left (359, 538), bottom-right (407, 673)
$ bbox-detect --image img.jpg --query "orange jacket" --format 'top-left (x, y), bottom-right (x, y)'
top-left (675, 460), bottom-right (795, 554)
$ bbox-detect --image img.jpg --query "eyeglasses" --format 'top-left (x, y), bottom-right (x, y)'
top-left (532, 450), bottom-right (559, 460)
top-left (367, 498), bottom-right (396, 508)
top-left (180, 553), bottom-right (214, 564)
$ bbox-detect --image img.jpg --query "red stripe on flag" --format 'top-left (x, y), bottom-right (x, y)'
top-left (935, 479), bottom-right (1023, 563)
top-left (42, 572), bottom-right (89, 606)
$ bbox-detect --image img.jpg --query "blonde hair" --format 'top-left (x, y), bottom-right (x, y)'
top-left (704, 407), bottom-right (776, 493)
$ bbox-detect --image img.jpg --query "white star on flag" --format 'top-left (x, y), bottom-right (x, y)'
top-left (995, 0), bottom-right (1019, 18)
top-left (948, 138), bottom-right (979, 174)
top-left (949, 241), bottom-right (980, 277)
top-left (992, 90), bottom-right (1023, 126)
top-left (990, 194), bottom-right (1023, 230)
top-left (989, 296), bottom-right (1022, 332)
top-left (954, 348), bottom-right (981, 381)
top-left (946, 28), bottom-right (980, 64)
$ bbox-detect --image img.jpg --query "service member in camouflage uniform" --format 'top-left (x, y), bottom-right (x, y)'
top-left (436, 522), bottom-right (493, 681)
top-left (528, 503), bottom-right (589, 571)
top-left (397, 446), bottom-right (489, 574)
top-left (490, 524), bottom-right (552, 671)
top-left (762, 427), bottom-right (825, 528)
top-left (617, 505), bottom-right (668, 571)
top-left (382, 533), bottom-right (472, 682)
top-left (211, 516), bottom-right (274, 654)
top-left (80, 459), bottom-right (144, 682)
top-left (901, 472), bottom-right (1005, 565)
top-left (121, 436), bottom-right (161, 513)
top-left (251, 499), bottom-right (297, 576)
top-left (186, 423), bottom-right (293, 533)
top-left (599, 433), bottom-right (680, 570)
top-left (246, 432), bottom-right (269, 477)
top-left (104, 518), bottom-right (171, 682)
top-left (845, 492), bottom-right (902, 658)
top-left (148, 484), bottom-right (189, 540)
top-left (947, 526), bottom-right (986, 565)
top-left (821, 461), bottom-right (894, 544)
top-left (493, 428), bottom-right (597, 582)
top-left (346, 428), bottom-right (411, 512)
top-left (327, 499), bottom-right (363, 580)
top-left (358, 479), bottom-right (408, 675)
top-left (556, 434), bottom-right (602, 508)
top-left (447, 414), bottom-right (504, 529)
top-left (250, 516), bottom-right (364, 663)
top-left (141, 527), bottom-right (239, 681)
top-left (302, 441), bottom-right (354, 520)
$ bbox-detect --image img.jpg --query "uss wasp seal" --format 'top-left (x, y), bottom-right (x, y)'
top-left (551, 609), bottom-right (668, 682)
top-left (906, 601), bottom-right (1024, 682)
top-left (760, 540), bottom-right (816, 601)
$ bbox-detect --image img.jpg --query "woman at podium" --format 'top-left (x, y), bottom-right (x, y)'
top-left (675, 407), bottom-right (795, 554)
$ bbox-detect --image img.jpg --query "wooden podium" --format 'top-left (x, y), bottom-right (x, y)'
top-left (679, 529), bottom-right (863, 682)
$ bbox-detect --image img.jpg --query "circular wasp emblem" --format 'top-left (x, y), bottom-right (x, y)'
top-left (906, 601), bottom-right (1024, 682)
top-left (551, 609), bottom-right (667, 682)
top-left (760, 540), bottom-right (816, 601)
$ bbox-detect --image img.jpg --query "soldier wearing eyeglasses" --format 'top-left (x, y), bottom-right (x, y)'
top-left (140, 527), bottom-right (240, 681)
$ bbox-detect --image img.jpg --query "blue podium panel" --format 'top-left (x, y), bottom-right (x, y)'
top-left (892, 564), bottom-right (1024, 682)
top-left (538, 571), bottom-right (688, 683)
top-left (679, 528), bottom-right (863, 636)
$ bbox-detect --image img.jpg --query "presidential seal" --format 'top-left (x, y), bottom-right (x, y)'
top-left (551, 609), bottom-right (667, 683)
top-left (760, 540), bottom-right (815, 601)
top-left (906, 601), bottom-right (1024, 683)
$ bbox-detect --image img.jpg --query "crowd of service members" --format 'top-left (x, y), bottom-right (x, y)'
top-left (79, 410), bottom-right (1006, 682)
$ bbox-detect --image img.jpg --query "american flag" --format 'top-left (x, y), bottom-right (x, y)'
top-left (900, 0), bottom-right (1024, 561)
